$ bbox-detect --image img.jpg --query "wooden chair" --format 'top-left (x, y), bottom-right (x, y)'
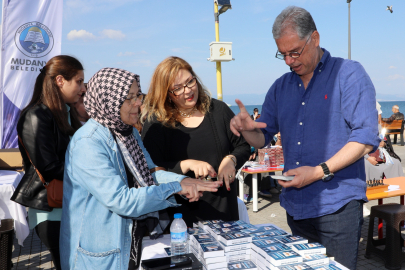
top-left (381, 120), bottom-right (404, 146)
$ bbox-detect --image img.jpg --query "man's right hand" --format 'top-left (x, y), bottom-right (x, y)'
top-left (177, 178), bottom-right (220, 202)
top-left (230, 99), bottom-right (266, 136)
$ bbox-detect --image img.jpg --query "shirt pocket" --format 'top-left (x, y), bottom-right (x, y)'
top-left (75, 246), bottom-right (120, 270)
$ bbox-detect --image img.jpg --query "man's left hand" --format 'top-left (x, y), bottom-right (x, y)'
top-left (278, 166), bottom-right (324, 189)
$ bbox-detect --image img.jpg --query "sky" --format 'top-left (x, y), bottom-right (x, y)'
top-left (4, 0), bottom-right (405, 105)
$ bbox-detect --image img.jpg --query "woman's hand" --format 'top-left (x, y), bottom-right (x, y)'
top-left (177, 178), bottom-right (220, 202)
top-left (218, 156), bottom-right (236, 191)
top-left (367, 156), bottom-right (378, 166)
top-left (180, 159), bottom-right (217, 179)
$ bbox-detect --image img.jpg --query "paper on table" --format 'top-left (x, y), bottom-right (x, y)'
top-left (385, 185), bottom-right (400, 192)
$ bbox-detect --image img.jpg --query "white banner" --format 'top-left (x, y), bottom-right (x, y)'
top-left (0, 0), bottom-right (62, 148)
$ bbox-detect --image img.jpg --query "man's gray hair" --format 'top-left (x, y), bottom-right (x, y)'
top-left (272, 6), bottom-right (317, 40)
top-left (393, 105), bottom-right (399, 110)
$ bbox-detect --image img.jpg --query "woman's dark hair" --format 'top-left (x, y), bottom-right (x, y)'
top-left (22, 55), bottom-right (83, 135)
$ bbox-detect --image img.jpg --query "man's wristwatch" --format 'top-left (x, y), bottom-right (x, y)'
top-left (319, 162), bottom-right (334, 182)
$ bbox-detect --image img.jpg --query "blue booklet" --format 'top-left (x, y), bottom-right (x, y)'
top-left (302, 254), bottom-right (329, 267)
top-left (267, 250), bottom-right (303, 266)
top-left (313, 264), bottom-right (345, 270)
top-left (276, 235), bottom-right (308, 246)
top-left (218, 232), bottom-right (253, 246)
top-left (199, 242), bottom-right (225, 258)
top-left (268, 263), bottom-right (314, 270)
top-left (292, 243), bottom-right (326, 256)
top-left (228, 260), bottom-right (257, 270)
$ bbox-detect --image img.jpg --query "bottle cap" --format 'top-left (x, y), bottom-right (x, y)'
top-left (174, 213), bottom-right (182, 219)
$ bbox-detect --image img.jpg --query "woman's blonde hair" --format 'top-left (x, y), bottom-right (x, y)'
top-left (142, 56), bottom-right (211, 128)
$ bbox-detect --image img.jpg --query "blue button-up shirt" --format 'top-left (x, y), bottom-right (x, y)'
top-left (259, 49), bottom-right (380, 220)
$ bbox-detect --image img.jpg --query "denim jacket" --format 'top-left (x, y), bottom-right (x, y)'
top-left (60, 119), bottom-right (185, 270)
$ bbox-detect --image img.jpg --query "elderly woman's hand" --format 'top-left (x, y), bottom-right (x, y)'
top-left (367, 156), bottom-right (378, 166)
top-left (178, 178), bottom-right (220, 202)
top-left (180, 159), bottom-right (217, 179)
top-left (218, 156), bottom-right (236, 191)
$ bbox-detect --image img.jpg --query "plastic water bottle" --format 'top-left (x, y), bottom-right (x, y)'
top-left (264, 153), bottom-right (270, 167)
top-left (170, 213), bottom-right (188, 263)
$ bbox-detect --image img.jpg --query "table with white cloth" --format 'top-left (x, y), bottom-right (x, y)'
top-left (140, 223), bottom-right (349, 270)
top-left (0, 170), bottom-right (29, 246)
top-left (238, 166), bottom-right (284, 212)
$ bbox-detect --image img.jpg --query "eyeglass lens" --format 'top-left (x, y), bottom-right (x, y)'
top-left (172, 77), bottom-right (196, 95)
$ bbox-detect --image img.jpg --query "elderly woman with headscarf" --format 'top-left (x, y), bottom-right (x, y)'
top-left (60, 68), bottom-right (219, 270)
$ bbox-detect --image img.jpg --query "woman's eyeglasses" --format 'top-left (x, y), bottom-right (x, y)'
top-left (169, 76), bottom-right (197, 96)
top-left (126, 92), bottom-right (144, 105)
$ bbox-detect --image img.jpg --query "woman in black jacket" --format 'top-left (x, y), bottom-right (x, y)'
top-left (11, 55), bottom-right (85, 270)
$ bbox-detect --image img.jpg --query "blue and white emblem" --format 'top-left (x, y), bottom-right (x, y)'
top-left (14, 22), bottom-right (54, 58)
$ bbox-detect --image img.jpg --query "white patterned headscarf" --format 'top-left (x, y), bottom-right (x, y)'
top-left (84, 67), bottom-right (154, 188)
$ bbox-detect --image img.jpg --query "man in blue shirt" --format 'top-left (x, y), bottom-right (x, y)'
top-left (230, 6), bottom-right (379, 270)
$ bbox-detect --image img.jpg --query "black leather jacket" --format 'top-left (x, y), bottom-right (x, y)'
top-left (11, 104), bottom-right (70, 211)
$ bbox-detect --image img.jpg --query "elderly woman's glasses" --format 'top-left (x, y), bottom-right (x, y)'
top-left (169, 76), bottom-right (197, 96)
top-left (275, 33), bottom-right (312, 60)
top-left (126, 92), bottom-right (144, 105)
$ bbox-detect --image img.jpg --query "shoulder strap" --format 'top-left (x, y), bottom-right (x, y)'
top-left (18, 136), bottom-right (47, 185)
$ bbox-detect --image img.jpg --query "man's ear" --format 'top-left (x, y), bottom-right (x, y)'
top-left (312, 31), bottom-right (320, 47)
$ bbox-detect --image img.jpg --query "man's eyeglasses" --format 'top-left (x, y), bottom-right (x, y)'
top-left (126, 92), bottom-right (144, 105)
top-left (275, 32), bottom-right (313, 60)
top-left (169, 76), bottom-right (197, 96)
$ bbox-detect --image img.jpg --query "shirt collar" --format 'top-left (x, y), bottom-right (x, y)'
top-left (288, 48), bottom-right (331, 83)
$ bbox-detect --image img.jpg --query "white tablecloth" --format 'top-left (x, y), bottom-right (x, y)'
top-left (0, 170), bottom-right (29, 246)
top-left (140, 224), bottom-right (349, 270)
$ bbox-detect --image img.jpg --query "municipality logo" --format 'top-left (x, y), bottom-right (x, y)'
top-left (14, 22), bottom-right (54, 58)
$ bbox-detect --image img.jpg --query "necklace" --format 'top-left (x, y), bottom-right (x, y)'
top-left (176, 106), bottom-right (197, 118)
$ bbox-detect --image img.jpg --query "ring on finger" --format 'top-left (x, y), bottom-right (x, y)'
top-left (228, 175), bottom-right (233, 178)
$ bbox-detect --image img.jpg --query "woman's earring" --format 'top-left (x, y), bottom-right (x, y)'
top-left (168, 97), bottom-right (172, 103)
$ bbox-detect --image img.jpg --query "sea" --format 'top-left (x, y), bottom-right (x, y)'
top-left (229, 101), bottom-right (405, 119)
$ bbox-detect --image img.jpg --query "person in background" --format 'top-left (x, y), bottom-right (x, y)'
top-left (141, 56), bottom-right (250, 227)
top-left (230, 6), bottom-right (379, 269)
top-left (381, 105), bottom-right (404, 123)
top-left (60, 67), bottom-right (219, 270)
top-left (11, 55), bottom-right (86, 270)
top-left (72, 92), bottom-right (90, 125)
top-left (251, 108), bottom-right (259, 120)
top-left (365, 135), bottom-right (403, 180)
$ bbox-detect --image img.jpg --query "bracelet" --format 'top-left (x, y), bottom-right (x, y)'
top-left (225, 155), bottom-right (237, 167)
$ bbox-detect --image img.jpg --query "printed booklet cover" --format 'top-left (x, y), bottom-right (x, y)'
top-left (291, 243), bottom-right (326, 256)
top-left (219, 241), bottom-right (251, 252)
top-left (268, 262), bottom-right (315, 270)
top-left (261, 244), bottom-right (292, 260)
top-left (218, 232), bottom-right (253, 246)
top-left (190, 234), bottom-right (217, 246)
top-left (276, 235), bottom-right (308, 247)
top-left (313, 264), bottom-right (347, 270)
top-left (302, 254), bottom-right (329, 267)
top-left (188, 228), bottom-right (208, 236)
top-left (228, 260), bottom-right (257, 270)
top-left (199, 242), bottom-right (225, 258)
top-left (251, 239), bottom-right (282, 252)
top-left (267, 250), bottom-right (304, 266)
top-left (198, 220), bottom-right (223, 230)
